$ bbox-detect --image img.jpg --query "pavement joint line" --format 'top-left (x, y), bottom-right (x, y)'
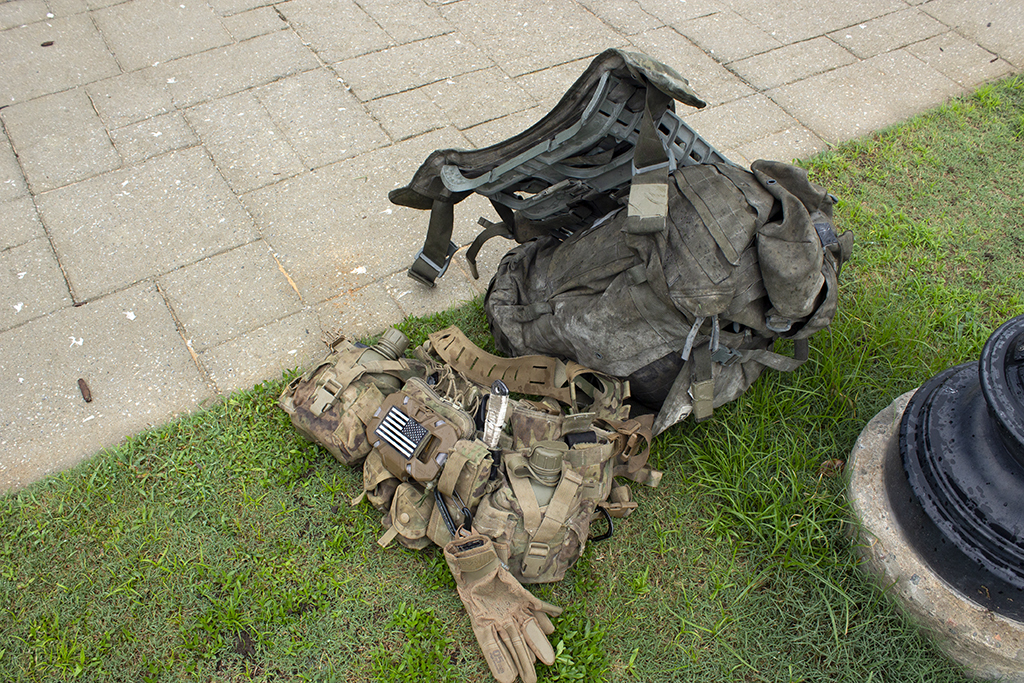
top-left (155, 279), bottom-right (217, 389)
top-left (2, 0), bottom-right (1021, 490)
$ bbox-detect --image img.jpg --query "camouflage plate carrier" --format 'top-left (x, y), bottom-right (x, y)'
top-left (279, 326), bottom-right (659, 584)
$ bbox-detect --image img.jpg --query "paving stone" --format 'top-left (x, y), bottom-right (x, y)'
top-left (683, 94), bottom-right (798, 150)
top-left (675, 10), bottom-right (783, 63)
top-left (255, 69), bottom-right (391, 169)
top-left (35, 147), bottom-right (256, 301)
top-left (0, 134), bottom-right (28, 203)
top-left (110, 112), bottom-right (199, 166)
top-left (93, 0), bottom-right (232, 71)
top-left (513, 56), bottom-right (596, 111)
top-left (357, 0), bottom-right (452, 44)
top-left (906, 32), bottom-right (1015, 88)
top-left (46, 0), bottom-right (88, 14)
top-left (240, 127), bottom-right (472, 305)
top-left (573, 0), bottom-right (663, 36)
top-left (439, 0), bottom-right (626, 77)
top-left (636, 0), bottom-right (723, 26)
top-left (150, 31), bottom-right (320, 109)
top-left (87, 71), bottom-right (176, 129)
top-left (365, 88), bottom-right (450, 141)
top-left (0, 0), bottom-right (49, 30)
top-left (221, 6), bottom-right (287, 40)
top-left (1, 197), bottom-right (44, 250)
top-left (0, 282), bottom-right (213, 492)
top-left (422, 67), bottom-right (537, 130)
top-left (2, 89), bottom-right (121, 193)
top-left (0, 237), bottom-right (71, 332)
top-left (767, 50), bottom-right (963, 144)
top-left (734, 125), bottom-right (828, 164)
top-left (382, 262), bottom-right (480, 319)
top-left (922, 0), bottom-right (1024, 68)
top-left (728, 37), bottom-right (857, 91)
top-left (828, 8), bottom-right (947, 59)
top-left (311, 281), bottom-right (406, 343)
top-left (723, 0), bottom-right (907, 45)
top-left (185, 90), bottom-right (305, 193)
top-left (159, 240), bottom-right (303, 351)
top-left (333, 33), bottom-right (493, 101)
top-left (717, 146), bottom-right (752, 169)
top-left (86, 0), bottom-right (128, 10)
top-left (277, 0), bottom-right (394, 63)
top-left (200, 308), bottom-right (323, 394)
top-left (207, 0), bottom-right (275, 17)
top-left (0, 14), bottom-right (120, 105)
top-left (629, 27), bottom-right (755, 106)
top-left (461, 106), bottom-right (545, 148)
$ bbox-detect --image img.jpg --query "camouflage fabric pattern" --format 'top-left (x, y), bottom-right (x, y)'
top-left (278, 340), bottom-right (425, 466)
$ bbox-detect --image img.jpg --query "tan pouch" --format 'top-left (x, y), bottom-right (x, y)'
top-left (360, 449), bottom-right (400, 512)
top-left (279, 338), bottom-right (424, 466)
top-left (426, 439), bottom-right (494, 546)
top-left (379, 482), bottom-right (435, 550)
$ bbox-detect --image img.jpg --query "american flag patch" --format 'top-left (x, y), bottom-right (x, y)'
top-left (375, 406), bottom-right (429, 460)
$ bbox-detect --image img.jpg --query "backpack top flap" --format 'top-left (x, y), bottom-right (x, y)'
top-left (390, 49), bottom-right (714, 287)
top-left (388, 49), bottom-right (706, 212)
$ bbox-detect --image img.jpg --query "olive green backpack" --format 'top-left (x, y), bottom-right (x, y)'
top-left (391, 49), bottom-right (853, 434)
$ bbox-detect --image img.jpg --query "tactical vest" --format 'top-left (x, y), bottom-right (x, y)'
top-left (279, 326), bottom-right (659, 581)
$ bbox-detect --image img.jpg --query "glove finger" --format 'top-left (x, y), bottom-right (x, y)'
top-left (522, 616), bottom-right (557, 666)
top-left (496, 621), bottom-right (538, 683)
top-left (532, 611), bottom-right (556, 636)
top-left (532, 597), bottom-right (563, 619)
top-left (479, 624), bottom-right (518, 683)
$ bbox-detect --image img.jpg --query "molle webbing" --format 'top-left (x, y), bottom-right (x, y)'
top-left (428, 326), bottom-right (577, 404)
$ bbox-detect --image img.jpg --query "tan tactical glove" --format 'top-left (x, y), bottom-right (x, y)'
top-left (444, 533), bottom-right (562, 683)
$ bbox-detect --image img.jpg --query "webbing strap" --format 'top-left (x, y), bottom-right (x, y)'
top-left (429, 326), bottom-right (574, 404)
top-left (602, 416), bottom-right (654, 476)
top-left (736, 347), bottom-right (806, 372)
top-left (506, 457), bottom-right (544, 536)
top-left (466, 217), bottom-right (513, 280)
top-left (533, 469), bottom-right (584, 544)
top-left (437, 447), bottom-right (470, 497)
top-left (624, 85), bottom-right (673, 235)
top-left (691, 343), bottom-right (715, 422)
top-left (409, 198), bottom-right (457, 286)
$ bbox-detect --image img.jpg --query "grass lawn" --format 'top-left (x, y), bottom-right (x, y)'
top-left (2, 76), bottom-right (1023, 683)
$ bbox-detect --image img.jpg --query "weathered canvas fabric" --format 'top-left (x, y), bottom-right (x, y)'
top-left (485, 159), bottom-right (853, 433)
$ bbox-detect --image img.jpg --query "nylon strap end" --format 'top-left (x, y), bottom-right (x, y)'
top-left (408, 240), bottom-right (459, 287)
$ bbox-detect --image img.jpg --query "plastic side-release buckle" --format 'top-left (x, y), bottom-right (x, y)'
top-left (310, 376), bottom-right (344, 416)
top-left (520, 541), bottom-right (550, 578)
top-left (408, 241), bottom-right (459, 287)
top-left (710, 345), bottom-right (741, 366)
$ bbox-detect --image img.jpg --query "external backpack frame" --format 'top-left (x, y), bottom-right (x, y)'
top-left (389, 48), bottom-right (724, 285)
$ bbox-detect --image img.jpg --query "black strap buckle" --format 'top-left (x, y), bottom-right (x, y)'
top-left (589, 506), bottom-right (614, 542)
top-left (408, 240), bottom-right (459, 287)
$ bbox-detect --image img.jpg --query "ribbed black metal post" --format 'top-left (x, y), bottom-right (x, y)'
top-left (900, 314), bottom-right (1024, 595)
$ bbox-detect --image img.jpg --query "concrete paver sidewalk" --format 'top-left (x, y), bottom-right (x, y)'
top-left (1, 0), bottom-right (1020, 492)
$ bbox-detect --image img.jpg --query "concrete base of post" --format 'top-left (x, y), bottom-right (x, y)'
top-left (847, 391), bottom-right (1024, 680)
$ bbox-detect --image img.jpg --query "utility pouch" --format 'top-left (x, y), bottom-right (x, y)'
top-left (379, 481), bottom-right (435, 550)
top-left (473, 449), bottom-right (594, 584)
top-left (360, 449), bottom-right (401, 512)
top-left (427, 439), bottom-right (494, 546)
top-left (279, 331), bottom-right (424, 466)
top-left (364, 376), bottom-right (476, 482)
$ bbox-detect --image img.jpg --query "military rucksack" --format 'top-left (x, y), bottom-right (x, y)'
top-left (391, 49), bottom-right (852, 433)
